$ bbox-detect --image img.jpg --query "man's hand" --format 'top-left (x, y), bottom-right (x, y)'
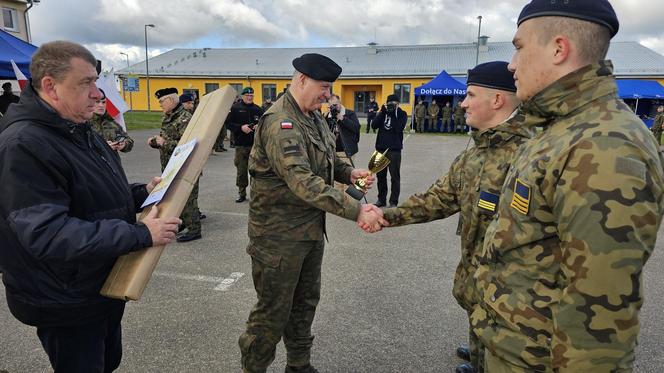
top-left (107, 140), bottom-right (126, 151)
top-left (154, 135), bottom-right (165, 147)
top-left (142, 205), bottom-right (182, 246)
top-left (146, 176), bottom-right (162, 193)
top-left (357, 204), bottom-right (389, 233)
top-left (241, 124), bottom-right (254, 134)
top-left (351, 169), bottom-right (375, 190)
top-left (146, 136), bottom-right (155, 146)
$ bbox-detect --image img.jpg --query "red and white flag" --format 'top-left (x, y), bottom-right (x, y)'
top-left (96, 71), bottom-right (129, 131)
top-left (10, 59), bottom-right (28, 91)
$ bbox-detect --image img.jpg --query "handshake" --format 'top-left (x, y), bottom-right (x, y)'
top-left (356, 204), bottom-right (389, 233)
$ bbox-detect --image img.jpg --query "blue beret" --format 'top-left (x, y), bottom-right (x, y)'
top-left (155, 87), bottom-right (178, 99)
top-left (241, 87), bottom-right (254, 95)
top-left (179, 93), bottom-right (194, 103)
top-left (467, 61), bottom-right (516, 93)
top-left (518, 0), bottom-right (619, 38)
top-left (292, 53), bottom-right (342, 82)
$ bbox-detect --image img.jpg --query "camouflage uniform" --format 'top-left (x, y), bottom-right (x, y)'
top-left (454, 103), bottom-right (466, 133)
top-left (151, 104), bottom-right (201, 235)
top-left (442, 104), bottom-right (453, 132)
top-left (414, 102), bottom-right (427, 133)
top-left (652, 112), bottom-right (663, 145)
top-left (471, 61), bottom-right (664, 372)
top-left (428, 102), bottom-right (440, 132)
top-left (240, 91), bottom-right (361, 372)
top-left (383, 115), bottom-right (532, 372)
top-left (89, 113), bottom-right (134, 153)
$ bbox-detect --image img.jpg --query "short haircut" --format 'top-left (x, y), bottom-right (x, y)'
top-left (30, 41), bottom-right (97, 91)
top-left (329, 94), bottom-right (340, 101)
top-left (536, 17), bottom-right (611, 64)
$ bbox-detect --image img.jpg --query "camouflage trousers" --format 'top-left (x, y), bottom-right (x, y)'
top-left (214, 123), bottom-right (227, 151)
top-left (180, 178), bottom-right (201, 234)
top-left (239, 238), bottom-right (324, 373)
top-left (442, 117), bottom-right (453, 132)
top-left (484, 347), bottom-right (551, 373)
top-left (415, 116), bottom-right (425, 132)
top-left (652, 127), bottom-right (662, 145)
top-left (235, 146), bottom-right (252, 197)
top-left (454, 116), bottom-right (465, 132)
top-left (468, 313), bottom-right (484, 372)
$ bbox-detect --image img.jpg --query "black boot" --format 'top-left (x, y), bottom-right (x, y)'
top-left (455, 363), bottom-right (476, 373)
top-left (456, 345), bottom-right (470, 361)
top-left (285, 364), bottom-right (319, 373)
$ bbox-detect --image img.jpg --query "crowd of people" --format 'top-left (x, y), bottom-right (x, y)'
top-left (1, 0), bottom-right (664, 373)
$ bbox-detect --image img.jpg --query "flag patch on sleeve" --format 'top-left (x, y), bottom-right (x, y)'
top-left (478, 191), bottom-right (499, 213)
top-left (281, 121), bottom-right (293, 129)
top-left (510, 178), bottom-right (530, 215)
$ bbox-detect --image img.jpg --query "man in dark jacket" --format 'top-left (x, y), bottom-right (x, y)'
top-left (371, 94), bottom-right (407, 207)
top-left (225, 87), bottom-right (264, 202)
top-left (0, 41), bottom-right (180, 373)
top-left (325, 94), bottom-right (361, 161)
top-left (366, 96), bottom-right (379, 133)
top-left (0, 81), bottom-right (20, 114)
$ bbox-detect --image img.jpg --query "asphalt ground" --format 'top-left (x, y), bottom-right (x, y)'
top-left (1, 128), bottom-right (663, 373)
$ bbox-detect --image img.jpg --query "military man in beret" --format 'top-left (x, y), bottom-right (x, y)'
top-left (225, 86), bottom-right (264, 203)
top-left (239, 53), bottom-right (383, 373)
top-left (470, 1), bottom-right (664, 371)
top-left (179, 93), bottom-right (195, 114)
top-left (427, 99), bottom-right (440, 132)
top-left (148, 87), bottom-right (203, 242)
top-left (652, 105), bottom-right (663, 145)
top-left (90, 88), bottom-right (134, 154)
top-left (361, 61), bottom-right (530, 373)
top-left (441, 101), bottom-right (453, 133)
top-left (414, 99), bottom-right (427, 133)
top-left (454, 101), bottom-right (466, 133)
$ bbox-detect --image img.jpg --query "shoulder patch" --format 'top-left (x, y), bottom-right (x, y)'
top-left (281, 121), bottom-right (293, 129)
top-left (478, 191), bottom-right (499, 213)
top-left (510, 178), bottom-right (530, 215)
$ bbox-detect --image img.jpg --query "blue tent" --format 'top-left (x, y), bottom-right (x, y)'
top-left (616, 79), bottom-right (664, 99)
top-left (0, 29), bottom-right (37, 79)
top-left (415, 70), bottom-right (467, 96)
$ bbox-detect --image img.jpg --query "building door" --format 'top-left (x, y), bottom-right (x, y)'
top-left (354, 91), bottom-right (373, 113)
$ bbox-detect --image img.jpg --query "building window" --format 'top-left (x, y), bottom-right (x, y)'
top-left (262, 84), bottom-right (276, 101)
top-left (394, 84), bottom-right (411, 104)
top-left (205, 83), bottom-right (219, 94)
top-left (2, 8), bottom-right (18, 32)
top-left (229, 83), bottom-right (243, 96)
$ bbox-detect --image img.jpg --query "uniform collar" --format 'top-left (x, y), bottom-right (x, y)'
top-left (472, 108), bottom-right (535, 148)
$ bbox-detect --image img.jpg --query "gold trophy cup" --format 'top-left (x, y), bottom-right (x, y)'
top-left (346, 149), bottom-right (390, 200)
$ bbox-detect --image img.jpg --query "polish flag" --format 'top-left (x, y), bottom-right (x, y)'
top-left (96, 71), bottom-right (129, 131)
top-left (10, 60), bottom-right (28, 91)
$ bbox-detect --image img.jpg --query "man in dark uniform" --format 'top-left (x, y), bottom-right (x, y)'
top-left (239, 53), bottom-right (381, 373)
top-left (225, 87), bottom-right (264, 202)
top-left (0, 82), bottom-right (20, 115)
top-left (366, 96), bottom-right (379, 133)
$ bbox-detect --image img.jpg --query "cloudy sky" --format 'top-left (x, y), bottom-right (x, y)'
top-left (28, 0), bottom-right (664, 71)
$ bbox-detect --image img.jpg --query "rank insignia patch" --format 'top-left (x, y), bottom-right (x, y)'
top-left (478, 191), bottom-right (499, 213)
top-left (510, 178), bottom-right (530, 215)
top-left (281, 121), bottom-right (293, 129)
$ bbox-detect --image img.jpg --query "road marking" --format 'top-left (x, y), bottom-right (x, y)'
top-left (154, 271), bottom-right (244, 291)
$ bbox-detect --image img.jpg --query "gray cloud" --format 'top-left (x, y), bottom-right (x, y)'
top-left (28, 0), bottom-right (664, 71)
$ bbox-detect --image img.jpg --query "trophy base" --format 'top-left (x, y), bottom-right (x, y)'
top-left (345, 186), bottom-right (365, 201)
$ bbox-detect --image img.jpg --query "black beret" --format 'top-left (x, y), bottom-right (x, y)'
top-left (241, 87), bottom-right (254, 95)
top-left (155, 87), bottom-right (178, 99)
top-left (467, 61), bottom-right (516, 93)
top-left (292, 53), bottom-right (342, 82)
top-left (387, 94), bottom-right (400, 102)
top-left (179, 93), bottom-right (194, 103)
top-left (518, 0), bottom-right (619, 38)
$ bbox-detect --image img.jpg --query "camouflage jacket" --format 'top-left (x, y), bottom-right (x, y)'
top-left (442, 106), bottom-right (452, 119)
top-left (653, 113), bottom-right (664, 133)
top-left (156, 103), bottom-right (191, 167)
top-left (428, 103), bottom-right (439, 117)
top-left (383, 115), bottom-right (532, 310)
top-left (471, 61), bottom-right (664, 372)
top-left (248, 90), bottom-right (360, 241)
top-left (454, 105), bottom-right (465, 118)
top-left (414, 103), bottom-right (427, 118)
top-left (89, 113), bottom-right (134, 153)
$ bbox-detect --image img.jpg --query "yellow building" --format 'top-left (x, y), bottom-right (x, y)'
top-left (117, 42), bottom-right (664, 115)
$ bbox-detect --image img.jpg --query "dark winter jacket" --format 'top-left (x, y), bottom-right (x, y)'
top-left (371, 107), bottom-right (408, 152)
top-left (225, 100), bottom-right (264, 147)
top-left (0, 83), bottom-right (153, 327)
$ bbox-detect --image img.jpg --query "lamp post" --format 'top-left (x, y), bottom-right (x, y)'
top-left (144, 24), bottom-right (155, 111)
top-left (120, 52), bottom-right (133, 112)
top-left (475, 15), bottom-right (483, 67)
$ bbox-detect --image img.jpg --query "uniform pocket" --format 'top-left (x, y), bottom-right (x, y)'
top-left (246, 243), bottom-right (281, 268)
